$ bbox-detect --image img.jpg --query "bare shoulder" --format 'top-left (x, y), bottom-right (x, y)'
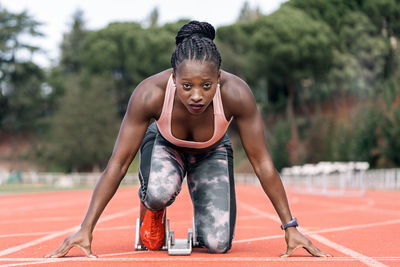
top-left (128, 68), bottom-right (172, 119)
top-left (220, 70), bottom-right (257, 118)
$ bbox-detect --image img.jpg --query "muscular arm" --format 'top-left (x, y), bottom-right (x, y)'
top-left (224, 74), bottom-right (330, 257)
top-left (80, 79), bottom-right (160, 233)
top-left (44, 72), bottom-right (171, 258)
top-left (228, 79), bottom-right (292, 225)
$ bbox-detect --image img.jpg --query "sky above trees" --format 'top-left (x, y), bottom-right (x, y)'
top-left (0, 0), bottom-right (287, 68)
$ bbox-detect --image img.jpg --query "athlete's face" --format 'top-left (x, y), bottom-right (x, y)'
top-left (173, 60), bottom-right (220, 115)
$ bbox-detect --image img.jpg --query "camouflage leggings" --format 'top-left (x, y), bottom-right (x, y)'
top-left (138, 122), bottom-right (236, 253)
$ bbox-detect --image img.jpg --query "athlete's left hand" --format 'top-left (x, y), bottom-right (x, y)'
top-left (281, 227), bottom-right (332, 257)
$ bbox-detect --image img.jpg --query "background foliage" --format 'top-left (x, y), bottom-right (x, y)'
top-left (1, 1), bottom-right (400, 172)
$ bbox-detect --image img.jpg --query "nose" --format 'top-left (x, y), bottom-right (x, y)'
top-left (191, 89), bottom-right (203, 103)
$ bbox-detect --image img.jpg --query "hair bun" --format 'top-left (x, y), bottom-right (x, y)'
top-left (175, 21), bottom-right (216, 46)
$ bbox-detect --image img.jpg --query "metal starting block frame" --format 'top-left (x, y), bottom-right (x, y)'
top-left (135, 217), bottom-right (199, 256)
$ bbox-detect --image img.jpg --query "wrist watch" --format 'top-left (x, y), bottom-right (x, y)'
top-left (281, 217), bottom-right (298, 230)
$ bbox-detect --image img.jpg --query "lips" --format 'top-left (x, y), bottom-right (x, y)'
top-left (189, 104), bottom-right (204, 111)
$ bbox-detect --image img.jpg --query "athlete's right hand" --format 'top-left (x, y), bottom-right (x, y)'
top-left (44, 229), bottom-right (97, 258)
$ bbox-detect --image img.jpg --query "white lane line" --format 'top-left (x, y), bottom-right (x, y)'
top-left (6, 215), bottom-right (396, 243)
top-left (0, 252), bottom-right (148, 267)
top-left (0, 208), bottom-right (138, 257)
top-left (0, 200), bottom-right (85, 215)
top-left (99, 250), bottom-right (147, 257)
top-left (1, 262), bottom-right (45, 266)
top-left (299, 205), bottom-right (370, 216)
top-left (0, 193), bottom-right (136, 216)
top-left (0, 217), bottom-right (81, 225)
top-left (239, 202), bottom-right (388, 267)
top-left (1, 262), bottom-right (51, 267)
top-left (234, 234), bottom-right (283, 243)
top-left (0, 232), bottom-right (56, 238)
top-left (4, 215), bottom-right (398, 240)
top-left (0, 227), bottom-right (79, 258)
top-left (234, 218), bottom-right (400, 243)
top-left (307, 219), bottom-right (400, 233)
top-left (0, 256), bottom-right (399, 263)
top-left (0, 215), bottom-right (268, 239)
top-left (96, 225), bottom-right (134, 231)
top-left (238, 215), bottom-right (267, 220)
top-left (306, 233), bottom-right (387, 267)
top-left (0, 225), bottom-right (136, 238)
top-left (295, 195), bottom-right (399, 215)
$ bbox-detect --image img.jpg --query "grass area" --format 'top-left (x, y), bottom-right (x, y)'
top-left (0, 183), bottom-right (136, 195)
top-left (0, 183), bottom-right (96, 195)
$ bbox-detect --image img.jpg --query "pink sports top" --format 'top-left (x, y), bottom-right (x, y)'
top-left (156, 74), bottom-right (232, 149)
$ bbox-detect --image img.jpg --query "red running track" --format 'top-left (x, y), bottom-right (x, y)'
top-left (0, 184), bottom-right (399, 266)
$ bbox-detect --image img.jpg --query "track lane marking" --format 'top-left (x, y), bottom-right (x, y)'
top-left (0, 225), bottom-right (136, 238)
top-left (291, 194), bottom-right (400, 215)
top-left (1, 256), bottom-right (400, 263)
top-left (0, 208), bottom-right (138, 257)
top-left (234, 218), bottom-right (400, 243)
top-left (239, 202), bottom-right (388, 267)
top-left (0, 201), bottom-right (87, 215)
top-left (0, 192), bottom-right (136, 215)
top-left (3, 216), bottom-right (399, 240)
top-left (0, 216), bottom-right (82, 224)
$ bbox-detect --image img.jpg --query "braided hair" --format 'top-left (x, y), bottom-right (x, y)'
top-left (171, 21), bottom-right (222, 71)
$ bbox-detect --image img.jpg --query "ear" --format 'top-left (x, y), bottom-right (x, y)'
top-left (217, 70), bottom-right (221, 84)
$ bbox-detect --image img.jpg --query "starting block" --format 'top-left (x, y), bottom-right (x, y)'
top-left (135, 216), bottom-right (199, 256)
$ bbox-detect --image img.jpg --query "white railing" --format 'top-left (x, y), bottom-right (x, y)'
top-left (1, 167), bottom-right (399, 193)
top-left (0, 172), bottom-right (139, 188)
top-left (237, 169), bottom-right (400, 196)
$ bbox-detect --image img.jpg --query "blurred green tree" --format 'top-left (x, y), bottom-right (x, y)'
top-left (286, 0), bottom-right (361, 33)
top-left (46, 9), bottom-right (89, 115)
top-left (146, 7), bottom-right (159, 28)
top-left (0, 5), bottom-right (45, 132)
top-left (361, 0), bottom-right (400, 78)
top-left (0, 6), bottom-right (42, 66)
top-left (237, 1), bottom-right (262, 23)
top-left (248, 6), bottom-right (335, 164)
top-left (312, 11), bottom-right (389, 101)
top-left (42, 9), bottom-right (89, 139)
top-left (268, 120), bottom-right (291, 171)
top-left (2, 62), bottom-right (45, 131)
top-left (45, 75), bottom-right (119, 172)
top-left (303, 115), bottom-right (335, 163)
top-left (80, 20), bottom-right (186, 116)
top-left (59, 9), bottom-right (88, 74)
top-left (381, 104), bottom-right (400, 167)
top-left (288, 0), bottom-right (392, 95)
top-left (351, 104), bottom-right (384, 167)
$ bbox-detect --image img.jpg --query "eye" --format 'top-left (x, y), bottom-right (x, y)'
top-left (182, 83), bottom-right (191, 89)
top-left (203, 82), bottom-right (212, 89)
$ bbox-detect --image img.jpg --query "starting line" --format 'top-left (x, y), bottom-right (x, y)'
top-left (0, 256), bottom-right (399, 263)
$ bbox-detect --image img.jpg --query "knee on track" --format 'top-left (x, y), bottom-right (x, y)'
top-left (204, 240), bottom-right (231, 254)
top-left (198, 229), bottom-right (232, 254)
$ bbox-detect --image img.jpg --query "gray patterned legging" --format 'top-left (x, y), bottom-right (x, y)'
top-left (138, 122), bottom-right (236, 253)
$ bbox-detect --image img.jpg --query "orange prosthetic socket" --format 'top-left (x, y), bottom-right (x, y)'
top-left (140, 208), bottom-right (166, 250)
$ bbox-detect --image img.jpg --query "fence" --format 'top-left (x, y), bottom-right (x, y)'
top-left (0, 172), bottom-right (138, 188)
top-left (278, 162), bottom-right (400, 196)
top-left (1, 168), bottom-right (400, 193)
